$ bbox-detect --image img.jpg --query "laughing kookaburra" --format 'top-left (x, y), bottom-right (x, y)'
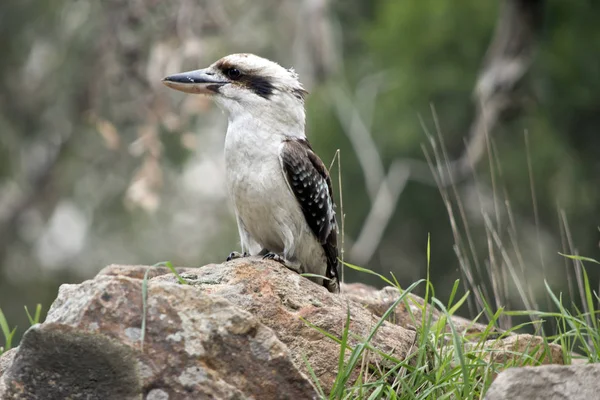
top-left (163, 54), bottom-right (340, 293)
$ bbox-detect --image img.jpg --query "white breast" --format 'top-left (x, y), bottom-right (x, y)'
top-left (223, 118), bottom-right (326, 275)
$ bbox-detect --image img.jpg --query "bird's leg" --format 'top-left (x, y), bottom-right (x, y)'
top-left (262, 252), bottom-right (302, 273)
top-left (226, 251), bottom-right (249, 261)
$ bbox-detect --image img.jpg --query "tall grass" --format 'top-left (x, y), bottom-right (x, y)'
top-left (418, 105), bottom-right (597, 335)
top-left (300, 252), bottom-right (600, 399)
top-left (299, 108), bottom-right (599, 398)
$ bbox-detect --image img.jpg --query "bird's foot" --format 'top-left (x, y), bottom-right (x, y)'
top-left (262, 252), bottom-right (285, 263)
top-left (226, 251), bottom-right (249, 262)
top-left (262, 252), bottom-right (301, 273)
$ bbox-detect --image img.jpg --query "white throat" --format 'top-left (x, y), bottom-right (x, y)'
top-left (217, 92), bottom-right (306, 141)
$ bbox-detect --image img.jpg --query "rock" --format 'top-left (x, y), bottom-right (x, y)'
top-left (0, 270), bottom-right (317, 399)
top-left (1, 323), bottom-right (141, 400)
top-left (477, 334), bottom-right (564, 366)
top-left (484, 363), bottom-right (600, 400)
top-left (0, 348), bottom-right (16, 378)
top-left (96, 263), bottom-right (192, 280)
top-left (342, 283), bottom-right (566, 375)
top-left (1, 259), bottom-right (568, 399)
top-left (342, 282), bottom-right (499, 338)
top-left (0, 348), bottom-right (16, 395)
top-left (154, 258), bottom-right (417, 392)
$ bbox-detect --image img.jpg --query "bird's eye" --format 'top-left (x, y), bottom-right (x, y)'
top-left (227, 68), bottom-right (241, 80)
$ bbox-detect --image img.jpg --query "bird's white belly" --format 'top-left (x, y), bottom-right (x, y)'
top-left (223, 122), bottom-right (327, 276)
top-left (225, 154), bottom-right (325, 275)
top-left (228, 155), bottom-right (297, 252)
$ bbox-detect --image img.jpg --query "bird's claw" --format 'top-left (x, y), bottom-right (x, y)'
top-left (262, 252), bottom-right (301, 273)
top-left (226, 251), bottom-right (249, 261)
top-left (262, 252), bottom-right (285, 264)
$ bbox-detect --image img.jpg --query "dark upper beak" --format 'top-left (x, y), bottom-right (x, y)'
top-left (162, 68), bottom-right (227, 94)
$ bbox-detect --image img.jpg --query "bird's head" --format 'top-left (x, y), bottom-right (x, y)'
top-left (163, 54), bottom-right (307, 122)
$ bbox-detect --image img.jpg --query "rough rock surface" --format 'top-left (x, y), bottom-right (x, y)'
top-left (477, 333), bottom-right (564, 366)
top-left (0, 259), bottom-right (571, 399)
top-left (0, 259), bottom-right (417, 399)
top-left (2, 323), bottom-right (142, 399)
top-left (0, 348), bottom-right (16, 395)
top-left (484, 363), bottom-right (600, 400)
top-left (153, 258), bottom-right (418, 391)
top-left (0, 264), bottom-right (318, 399)
top-left (0, 349), bottom-right (15, 378)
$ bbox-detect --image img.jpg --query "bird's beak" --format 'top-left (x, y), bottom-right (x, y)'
top-left (162, 68), bottom-right (227, 94)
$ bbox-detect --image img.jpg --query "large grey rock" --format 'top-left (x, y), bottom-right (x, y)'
top-left (0, 349), bottom-right (15, 378)
top-left (0, 269), bottom-right (317, 399)
top-left (152, 258), bottom-right (418, 391)
top-left (484, 363), bottom-right (600, 400)
top-left (0, 348), bottom-right (16, 395)
top-left (0, 259), bottom-right (419, 399)
top-left (2, 323), bottom-right (141, 400)
top-left (0, 259), bottom-right (568, 399)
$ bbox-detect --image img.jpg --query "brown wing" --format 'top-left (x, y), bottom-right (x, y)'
top-left (279, 138), bottom-right (339, 293)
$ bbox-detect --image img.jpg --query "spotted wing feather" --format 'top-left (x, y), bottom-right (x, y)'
top-left (280, 138), bottom-right (339, 292)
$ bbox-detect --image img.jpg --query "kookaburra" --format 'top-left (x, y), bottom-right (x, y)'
top-left (163, 54), bottom-right (340, 293)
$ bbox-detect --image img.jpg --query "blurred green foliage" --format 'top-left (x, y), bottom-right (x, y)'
top-left (312, 0), bottom-right (599, 295)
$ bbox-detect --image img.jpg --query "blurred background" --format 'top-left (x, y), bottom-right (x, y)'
top-left (1, 0), bottom-right (598, 342)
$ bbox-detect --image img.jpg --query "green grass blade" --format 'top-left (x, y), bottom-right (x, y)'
top-left (389, 271), bottom-right (401, 289)
top-left (301, 352), bottom-right (326, 398)
top-left (367, 385), bottom-right (386, 400)
top-left (447, 279), bottom-right (460, 309)
top-left (335, 280), bottom-right (425, 394)
top-left (301, 317), bottom-right (346, 345)
top-left (0, 308), bottom-right (17, 352)
top-left (331, 305), bottom-right (352, 399)
top-left (152, 261), bottom-right (188, 285)
top-left (24, 304), bottom-right (43, 326)
top-left (301, 273), bottom-right (331, 281)
top-left (558, 253), bottom-right (600, 265)
top-left (432, 297), bottom-right (471, 397)
top-left (342, 261), bottom-right (396, 287)
top-left (582, 267), bottom-right (598, 332)
top-left (448, 291), bottom-right (470, 316)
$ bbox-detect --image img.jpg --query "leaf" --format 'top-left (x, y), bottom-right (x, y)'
top-left (558, 253), bottom-right (600, 265)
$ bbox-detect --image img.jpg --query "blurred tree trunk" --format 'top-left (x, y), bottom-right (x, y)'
top-left (460, 0), bottom-right (545, 174)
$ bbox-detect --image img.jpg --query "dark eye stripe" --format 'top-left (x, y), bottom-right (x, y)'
top-left (244, 75), bottom-right (275, 99)
top-left (216, 61), bottom-right (275, 99)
